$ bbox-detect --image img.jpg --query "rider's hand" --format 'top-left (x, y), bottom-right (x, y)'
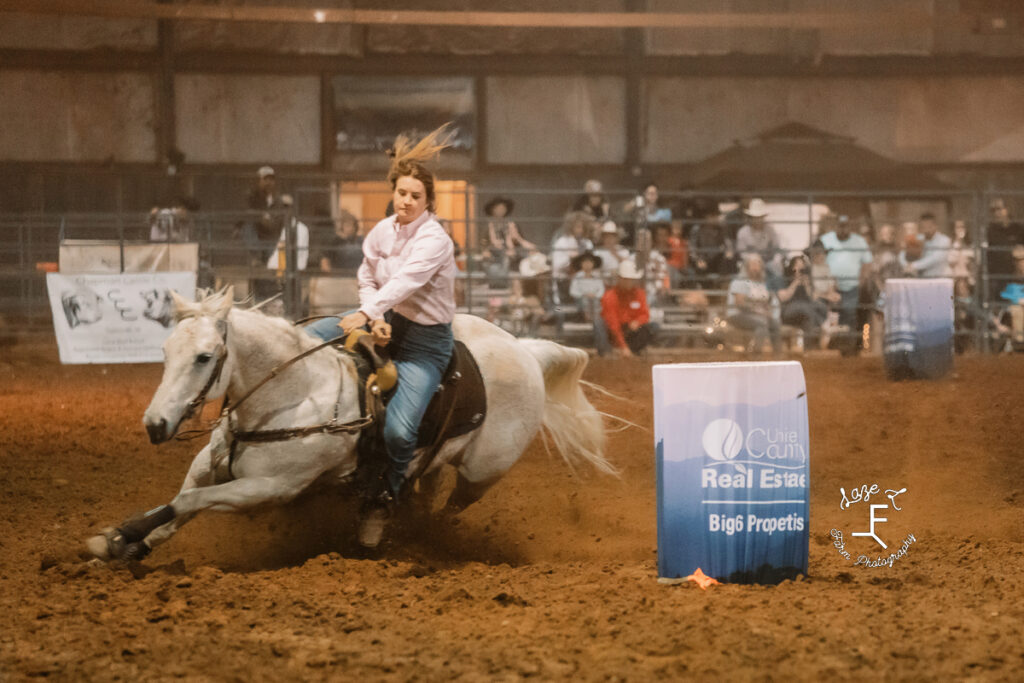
top-left (370, 319), bottom-right (392, 345)
top-left (616, 346), bottom-right (633, 358)
top-left (338, 311), bottom-right (369, 335)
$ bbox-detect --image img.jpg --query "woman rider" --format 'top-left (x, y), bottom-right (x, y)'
top-left (305, 125), bottom-right (456, 546)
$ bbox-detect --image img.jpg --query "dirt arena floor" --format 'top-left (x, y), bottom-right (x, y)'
top-left (1, 341), bottom-right (1022, 681)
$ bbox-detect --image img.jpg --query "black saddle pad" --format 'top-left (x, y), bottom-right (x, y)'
top-left (416, 340), bottom-right (487, 448)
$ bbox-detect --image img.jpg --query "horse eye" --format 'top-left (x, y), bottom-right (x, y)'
top-left (196, 352), bottom-right (213, 364)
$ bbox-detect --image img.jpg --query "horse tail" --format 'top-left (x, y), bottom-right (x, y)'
top-left (518, 339), bottom-right (617, 475)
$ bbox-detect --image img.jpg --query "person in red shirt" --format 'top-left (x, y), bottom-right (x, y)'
top-left (601, 260), bottom-right (657, 357)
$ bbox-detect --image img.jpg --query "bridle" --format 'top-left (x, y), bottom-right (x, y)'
top-left (179, 320), bottom-right (229, 425)
top-left (174, 317), bottom-right (379, 444)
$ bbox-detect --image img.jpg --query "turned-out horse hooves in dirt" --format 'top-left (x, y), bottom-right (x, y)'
top-left (86, 288), bottom-right (613, 562)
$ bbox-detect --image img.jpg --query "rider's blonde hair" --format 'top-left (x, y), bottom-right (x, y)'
top-left (386, 124), bottom-right (455, 213)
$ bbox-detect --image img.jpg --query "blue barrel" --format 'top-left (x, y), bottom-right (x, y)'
top-left (653, 361), bottom-right (810, 584)
top-left (883, 278), bottom-right (954, 381)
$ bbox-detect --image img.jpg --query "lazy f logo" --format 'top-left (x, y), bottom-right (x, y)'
top-left (830, 484), bottom-right (916, 568)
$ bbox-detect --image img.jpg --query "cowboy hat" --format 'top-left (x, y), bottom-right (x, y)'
top-left (600, 220), bottom-right (619, 235)
top-left (745, 198), bottom-right (769, 218)
top-left (484, 197), bottom-right (514, 216)
top-left (617, 259), bottom-right (643, 280)
top-left (257, 165), bottom-right (275, 178)
top-left (584, 179), bottom-right (603, 194)
top-left (519, 251), bottom-right (551, 277)
top-left (570, 251), bottom-right (603, 271)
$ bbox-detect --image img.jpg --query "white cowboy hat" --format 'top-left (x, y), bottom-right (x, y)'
top-left (617, 259), bottom-right (643, 280)
top-left (600, 220), bottom-right (619, 235)
top-left (257, 165), bottom-right (275, 178)
top-left (584, 179), bottom-right (603, 194)
top-left (519, 251), bottom-right (551, 277)
top-left (745, 198), bottom-right (769, 218)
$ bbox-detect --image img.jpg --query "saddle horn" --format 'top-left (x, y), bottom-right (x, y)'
top-left (344, 329), bottom-right (397, 393)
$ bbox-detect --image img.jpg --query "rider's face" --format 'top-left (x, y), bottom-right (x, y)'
top-left (393, 176), bottom-right (428, 225)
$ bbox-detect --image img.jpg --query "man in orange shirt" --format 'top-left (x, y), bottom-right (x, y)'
top-left (601, 260), bottom-right (657, 357)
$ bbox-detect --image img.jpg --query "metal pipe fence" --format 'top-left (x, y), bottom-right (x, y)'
top-left (1, 187), bottom-right (1019, 353)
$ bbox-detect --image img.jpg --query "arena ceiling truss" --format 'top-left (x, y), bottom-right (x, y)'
top-left (0, 1), bottom-right (948, 30)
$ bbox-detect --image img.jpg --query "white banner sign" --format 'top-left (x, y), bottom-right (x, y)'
top-left (46, 272), bottom-right (197, 364)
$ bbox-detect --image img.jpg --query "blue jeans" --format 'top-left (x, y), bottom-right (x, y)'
top-left (576, 296), bottom-right (612, 356)
top-left (304, 311), bottom-right (454, 495)
top-left (837, 288), bottom-right (860, 329)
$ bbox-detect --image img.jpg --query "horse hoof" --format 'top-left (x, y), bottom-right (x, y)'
top-left (85, 529), bottom-right (152, 562)
top-left (85, 528), bottom-right (120, 561)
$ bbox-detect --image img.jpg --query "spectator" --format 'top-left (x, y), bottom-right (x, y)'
top-left (569, 251), bottom-right (605, 319)
top-left (601, 260), bottom-right (656, 357)
top-left (551, 210), bottom-right (595, 282)
top-left (871, 223), bottom-right (903, 288)
top-left (690, 209), bottom-right (734, 288)
top-left (490, 250), bottom-right (551, 336)
top-left (641, 237), bottom-right (671, 305)
top-left (518, 249), bottom-right (552, 297)
top-left (622, 181), bottom-right (672, 247)
top-left (266, 195), bottom-right (310, 273)
top-left (727, 253), bottom-right (782, 354)
top-left (249, 165), bottom-right (280, 210)
top-left (483, 197), bottom-right (535, 270)
top-left (820, 214), bottom-right (873, 345)
top-left (953, 276), bottom-right (994, 354)
top-left (736, 198), bottom-right (783, 290)
top-left (947, 219), bottom-right (975, 287)
top-left (242, 165), bottom-right (288, 267)
top-left (997, 244), bottom-right (1024, 348)
top-left (900, 212), bottom-right (952, 278)
top-left (570, 252), bottom-right (612, 356)
top-left (316, 210), bottom-right (363, 273)
top-left (777, 254), bottom-right (829, 350)
top-left (807, 239), bottom-right (840, 304)
top-left (148, 197), bottom-right (197, 243)
top-left (594, 220), bottom-right (631, 285)
top-left (653, 221), bottom-right (689, 288)
top-left (987, 198), bottom-right (1024, 301)
top-left (573, 179), bottom-right (611, 223)
top-left (722, 197), bottom-right (748, 242)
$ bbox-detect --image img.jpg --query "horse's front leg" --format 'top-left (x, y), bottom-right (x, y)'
top-left (88, 448), bottom-right (323, 562)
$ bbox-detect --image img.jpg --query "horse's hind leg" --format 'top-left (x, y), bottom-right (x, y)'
top-left (442, 472), bottom-right (498, 516)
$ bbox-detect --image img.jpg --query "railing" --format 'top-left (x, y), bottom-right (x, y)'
top-left (1, 186), bottom-right (1019, 354)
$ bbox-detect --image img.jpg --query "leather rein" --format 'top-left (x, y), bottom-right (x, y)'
top-left (174, 320), bottom-right (377, 444)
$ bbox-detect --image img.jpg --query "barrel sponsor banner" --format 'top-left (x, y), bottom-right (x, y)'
top-left (46, 272), bottom-right (196, 364)
top-left (654, 361), bottom-right (810, 584)
top-left (883, 278), bottom-right (954, 381)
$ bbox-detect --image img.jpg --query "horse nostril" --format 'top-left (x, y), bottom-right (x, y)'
top-left (146, 418), bottom-right (168, 444)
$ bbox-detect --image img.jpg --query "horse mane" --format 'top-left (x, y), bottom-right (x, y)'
top-left (173, 288), bottom-right (320, 351)
top-left (172, 287), bottom-right (234, 322)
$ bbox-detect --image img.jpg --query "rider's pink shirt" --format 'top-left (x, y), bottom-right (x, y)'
top-left (357, 211), bottom-right (456, 325)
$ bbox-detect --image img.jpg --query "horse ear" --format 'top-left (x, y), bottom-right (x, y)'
top-left (214, 286), bottom-right (234, 319)
top-left (169, 289), bottom-right (190, 316)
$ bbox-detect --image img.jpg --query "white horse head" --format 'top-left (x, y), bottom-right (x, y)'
top-left (143, 287), bottom-right (234, 444)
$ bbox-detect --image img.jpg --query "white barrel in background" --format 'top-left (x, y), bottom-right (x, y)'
top-left (653, 361), bottom-right (810, 584)
top-left (883, 278), bottom-right (954, 381)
